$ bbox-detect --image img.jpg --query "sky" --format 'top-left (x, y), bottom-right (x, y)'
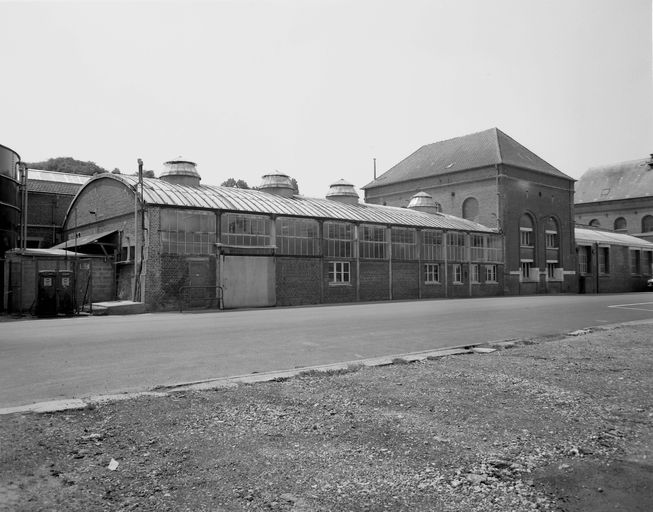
top-left (1, 0), bottom-right (652, 199)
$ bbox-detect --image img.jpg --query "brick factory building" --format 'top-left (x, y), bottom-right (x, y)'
top-left (574, 155), bottom-right (653, 243)
top-left (362, 128), bottom-right (578, 295)
top-left (56, 159), bottom-right (504, 311)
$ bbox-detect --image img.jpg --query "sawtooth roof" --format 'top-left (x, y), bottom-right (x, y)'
top-left (363, 128), bottom-right (572, 189)
top-left (76, 174), bottom-right (496, 233)
top-left (575, 157), bottom-right (653, 204)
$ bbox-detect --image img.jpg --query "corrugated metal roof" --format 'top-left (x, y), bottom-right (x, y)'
top-left (363, 128), bottom-right (572, 190)
top-left (575, 227), bottom-right (653, 249)
top-left (50, 230), bottom-right (118, 250)
top-left (28, 169), bottom-right (91, 184)
top-left (92, 174), bottom-right (495, 233)
top-left (27, 169), bottom-right (90, 195)
top-left (575, 158), bottom-right (653, 203)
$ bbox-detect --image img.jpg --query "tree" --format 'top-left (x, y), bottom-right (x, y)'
top-left (111, 168), bottom-right (121, 174)
top-left (221, 178), bottom-right (250, 189)
top-left (290, 178), bottom-right (299, 194)
top-left (24, 157), bottom-right (110, 176)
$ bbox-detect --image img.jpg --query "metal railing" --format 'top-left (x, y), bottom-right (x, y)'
top-left (179, 285), bottom-right (224, 312)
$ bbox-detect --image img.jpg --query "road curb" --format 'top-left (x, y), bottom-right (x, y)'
top-left (0, 345), bottom-right (477, 415)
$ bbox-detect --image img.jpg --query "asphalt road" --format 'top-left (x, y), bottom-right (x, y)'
top-left (2, 293), bottom-right (653, 408)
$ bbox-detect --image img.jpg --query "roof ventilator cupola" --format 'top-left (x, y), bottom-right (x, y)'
top-left (326, 179), bottom-right (359, 205)
top-left (258, 171), bottom-right (295, 198)
top-left (407, 191), bottom-right (443, 215)
top-left (159, 157), bottom-right (201, 186)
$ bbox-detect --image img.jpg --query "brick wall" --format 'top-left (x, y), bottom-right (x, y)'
top-left (575, 197), bottom-right (653, 236)
top-left (276, 257), bottom-right (321, 306)
top-left (578, 244), bottom-right (652, 294)
top-left (391, 261), bottom-right (419, 300)
top-left (359, 260), bottom-right (390, 301)
top-left (322, 260), bottom-right (357, 304)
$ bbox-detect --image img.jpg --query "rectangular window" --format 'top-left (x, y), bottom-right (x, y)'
top-left (324, 222), bottom-right (353, 258)
top-left (160, 209), bottom-right (217, 255)
top-left (545, 231), bottom-right (559, 249)
top-left (422, 230), bottom-right (443, 260)
top-left (447, 232), bottom-right (467, 261)
top-left (221, 213), bottom-right (271, 246)
top-left (630, 250), bottom-right (641, 274)
top-left (547, 262), bottom-right (557, 279)
top-left (391, 228), bottom-right (417, 260)
top-left (486, 264), bottom-right (497, 282)
top-left (360, 225), bottom-right (386, 259)
top-left (487, 235), bottom-right (503, 263)
top-left (328, 261), bottom-right (350, 284)
top-left (470, 263), bottom-right (480, 283)
top-left (598, 247), bottom-right (609, 274)
top-left (645, 251), bottom-right (653, 275)
top-left (578, 246), bottom-right (590, 274)
top-left (470, 234), bottom-right (486, 261)
top-left (424, 263), bottom-right (440, 284)
top-left (520, 261), bottom-right (533, 280)
top-left (520, 228), bottom-right (533, 247)
top-left (453, 263), bottom-right (463, 284)
top-left (276, 217), bottom-right (320, 256)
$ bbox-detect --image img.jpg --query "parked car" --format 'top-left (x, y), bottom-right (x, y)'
top-left (648, 277), bottom-right (653, 291)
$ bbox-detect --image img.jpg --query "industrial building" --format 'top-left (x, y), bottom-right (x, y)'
top-left (362, 128), bottom-right (578, 295)
top-left (575, 155), bottom-right (653, 243)
top-left (53, 159), bottom-right (504, 311)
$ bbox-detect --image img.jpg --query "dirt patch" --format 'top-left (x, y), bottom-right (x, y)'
top-left (1, 324), bottom-right (651, 511)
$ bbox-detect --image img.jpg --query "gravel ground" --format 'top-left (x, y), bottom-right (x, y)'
top-left (1, 323), bottom-right (652, 511)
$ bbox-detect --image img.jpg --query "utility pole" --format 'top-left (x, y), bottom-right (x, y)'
top-left (373, 158), bottom-right (377, 180)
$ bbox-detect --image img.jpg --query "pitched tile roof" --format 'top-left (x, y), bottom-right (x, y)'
top-left (575, 157), bottom-right (653, 204)
top-left (363, 128), bottom-right (572, 189)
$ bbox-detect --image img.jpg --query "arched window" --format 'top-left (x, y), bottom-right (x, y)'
top-left (589, 219), bottom-right (601, 227)
top-left (613, 217), bottom-right (627, 232)
top-left (462, 197), bottom-right (479, 221)
top-left (642, 215), bottom-right (653, 233)
top-left (519, 213), bottom-right (536, 281)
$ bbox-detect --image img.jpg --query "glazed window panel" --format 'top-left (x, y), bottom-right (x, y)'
top-left (486, 264), bottom-right (497, 282)
top-left (520, 261), bottom-right (533, 280)
top-left (391, 228), bottom-right (417, 260)
top-left (360, 224), bottom-right (387, 259)
top-left (447, 232), bottom-right (467, 261)
top-left (276, 217), bottom-right (320, 256)
top-left (453, 263), bottom-right (463, 283)
top-left (328, 261), bottom-right (350, 284)
top-left (578, 247), bottom-right (590, 274)
top-left (324, 222), bottom-right (353, 258)
top-left (221, 213), bottom-right (271, 246)
top-left (422, 230), bottom-right (443, 260)
top-left (520, 228), bottom-right (533, 247)
top-left (424, 263), bottom-right (440, 284)
top-left (470, 234), bottom-right (486, 261)
top-left (598, 247), bottom-right (609, 274)
top-left (487, 235), bottom-right (503, 262)
top-left (645, 251), bottom-right (653, 275)
top-left (160, 209), bottom-right (216, 255)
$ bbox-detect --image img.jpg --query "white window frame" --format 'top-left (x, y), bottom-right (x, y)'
top-left (328, 261), bottom-right (351, 285)
top-left (424, 263), bottom-right (440, 284)
top-left (520, 260), bottom-right (534, 281)
top-left (485, 264), bottom-right (497, 283)
top-left (453, 263), bottom-right (463, 284)
top-left (520, 227), bottom-right (533, 247)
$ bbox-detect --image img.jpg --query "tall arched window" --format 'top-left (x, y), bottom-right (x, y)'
top-left (642, 215), bottom-right (653, 233)
top-left (462, 197), bottom-right (479, 221)
top-left (614, 217), bottom-right (627, 232)
top-left (519, 213), bottom-right (536, 281)
top-left (544, 217), bottom-right (560, 280)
